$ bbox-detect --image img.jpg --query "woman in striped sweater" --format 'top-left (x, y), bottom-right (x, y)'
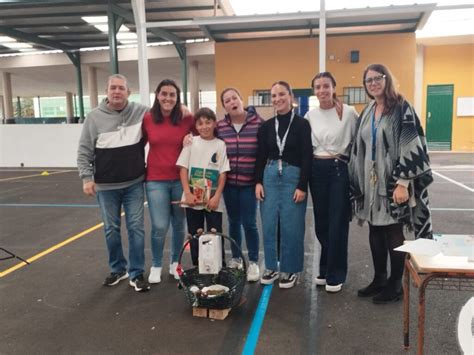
top-left (217, 88), bottom-right (264, 282)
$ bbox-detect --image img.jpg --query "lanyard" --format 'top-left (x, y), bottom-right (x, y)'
top-left (274, 110), bottom-right (295, 175)
top-left (275, 110), bottom-right (295, 158)
top-left (371, 107), bottom-right (382, 161)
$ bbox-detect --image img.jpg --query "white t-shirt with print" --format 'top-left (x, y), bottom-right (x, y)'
top-left (176, 136), bottom-right (230, 212)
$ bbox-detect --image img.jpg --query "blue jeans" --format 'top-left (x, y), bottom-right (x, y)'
top-left (223, 185), bottom-right (259, 262)
top-left (96, 181), bottom-right (145, 279)
top-left (145, 180), bottom-right (185, 267)
top-left (310, 159), bottom-right (350, 284)
top-left (260, 160), bottom-right (307, 273)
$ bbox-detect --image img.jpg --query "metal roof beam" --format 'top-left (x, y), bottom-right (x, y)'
top-left (209, 18), bottom-right (418, 35)
top-left (199, 25), bottom-right (215, 41)
top-left (107, 0), bottom-right (182, 43)
top-left (147, 4), bottom-right (437, 30)
top-left (146, 5), bottom-right (216, 13)
top-left (217, 0), bottom-right (234, 16)
top-left (1, 0), bottom-right (96, 5)
top-left (3, 12), bottom-right (103, 20)
top-left (0, 26), bottom-right (75, 52)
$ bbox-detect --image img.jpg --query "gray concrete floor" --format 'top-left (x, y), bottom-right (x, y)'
top-left (0, 152), bottom-right (472, 354)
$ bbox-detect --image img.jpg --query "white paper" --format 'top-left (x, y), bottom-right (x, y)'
top-left (394, 239), bottom-right (442, 256)
top-left (396, 235), bottom-right (474, 261)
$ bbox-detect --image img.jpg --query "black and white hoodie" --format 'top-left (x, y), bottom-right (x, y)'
top-left (77, 99), bottom-right (149, 190)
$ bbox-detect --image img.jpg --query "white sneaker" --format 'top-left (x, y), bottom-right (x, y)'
top-left (247, 262), bottom-right (260, 282)
top-left (325, 283), bottom-right (343, 293)
top-left (169, 262), bottom-right (179, 280)
top-left (228, 257), bottom-right (243, 269)
top-left (315, 276), bottom-right (326, 286)
top-left (148, 266), bottom-right (162, 284)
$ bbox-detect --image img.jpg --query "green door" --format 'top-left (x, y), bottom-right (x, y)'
top-left (426, 84), bottom-right (453, 151)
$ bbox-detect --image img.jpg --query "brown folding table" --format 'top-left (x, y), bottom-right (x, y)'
top-left (403, 252), bottom-right (474, 354)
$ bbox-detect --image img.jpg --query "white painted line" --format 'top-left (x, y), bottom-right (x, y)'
top-left (433, 170), bottom-right (474, 193)
top-left (435, 182), bottom-right (474, 184)
top-left (436, 168), bottom-right (474, 173)
top-left (306, 207), bottom-right (474, 211)
top-left (457, 297), bottom-right (473, 355)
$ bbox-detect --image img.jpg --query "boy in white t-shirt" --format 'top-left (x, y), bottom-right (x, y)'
top-left (176, 108), bottom-right (230, 265)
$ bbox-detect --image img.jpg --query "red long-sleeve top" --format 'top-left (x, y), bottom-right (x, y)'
top-left (142, 112), bottom-right (194, 181)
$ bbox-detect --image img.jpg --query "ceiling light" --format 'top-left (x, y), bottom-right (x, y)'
top-left (82, 16), bottom-right (108, 24)
top-left (94, 24), bottom-right (109, 32)
top-left (117, 32), bottom-right (137, 40)
top-left (3, 42), bottom-right (33, 49)
top-left (119, 40), bottom-right (138, 44)
top-left (0, 36), bottom-right (16, 43)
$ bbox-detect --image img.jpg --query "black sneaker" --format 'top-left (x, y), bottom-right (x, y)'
top-left (260, 270), bottom-right (279, 285)
top-left (372, 279), bottom-right (402, 304)
top-left (357, 279), bottom-right (387, 297)
top-left (279, 273), bottom-right (297, 289)
top-left (129, 274), bottom-right (151, 292)
top-left (103, 271), bottom-right (128, 286)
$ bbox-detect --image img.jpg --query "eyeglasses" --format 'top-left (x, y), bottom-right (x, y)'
top-left (364, 75), bottom-right (386, 85)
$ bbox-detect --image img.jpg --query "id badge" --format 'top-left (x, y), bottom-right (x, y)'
top-left (278, 159), bottom-right (283, 176)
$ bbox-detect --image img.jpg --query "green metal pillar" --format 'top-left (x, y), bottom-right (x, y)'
top-left (67, 52), bottom-right (84, 122)
top-left (108, 10), bottom-right (119, 74)
top-left (16, 96), bottom-right (21, 117)
top-left (175, 44), bottom-right (188, 106)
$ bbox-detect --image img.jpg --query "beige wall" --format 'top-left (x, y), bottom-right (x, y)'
top-left (422, 43), bottom-right (474, 151)
top-left (215, 33), bottom-right (416, 116)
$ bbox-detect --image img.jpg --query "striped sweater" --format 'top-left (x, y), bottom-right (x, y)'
top-left (216, 106), bottom-right (263, 186)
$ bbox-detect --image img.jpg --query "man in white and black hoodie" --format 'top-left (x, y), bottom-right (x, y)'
top-left (77, 74), bottom-right (150, 292)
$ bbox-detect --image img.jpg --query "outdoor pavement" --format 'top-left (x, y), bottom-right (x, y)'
top-left (0, 152), bottom-right (472, 354)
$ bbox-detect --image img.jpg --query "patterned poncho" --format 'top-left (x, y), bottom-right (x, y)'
top-left (349, 99), bottom-right (433, 239)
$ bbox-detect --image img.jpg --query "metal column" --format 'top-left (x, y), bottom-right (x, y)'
top-left (67, 52), bottom-right (84, 122)
top-left (319, 0), bottom-right (326, 73)
top-left (131, 0), bottom-right (150, 106)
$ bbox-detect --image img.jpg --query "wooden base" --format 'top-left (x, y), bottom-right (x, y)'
top-left (192, 307), bottom-right (231, 320)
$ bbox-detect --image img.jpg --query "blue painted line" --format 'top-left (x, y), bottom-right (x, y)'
top-left (242, 285), bottom-right (273, 355)
top-left (0, 203), bottom-right (99, 208)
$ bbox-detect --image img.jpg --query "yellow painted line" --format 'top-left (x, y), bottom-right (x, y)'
top-left (0, 169), bottom-right (75, 182)
top-left (0, 221), bottom-right (104, 278)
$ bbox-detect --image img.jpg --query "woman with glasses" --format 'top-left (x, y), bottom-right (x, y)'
top-left (305, 72), bottom-right (359, 293)
top-left (349, 64), bottom-right (433, 303)
top-left (255, 81), bottom-right (312, 289)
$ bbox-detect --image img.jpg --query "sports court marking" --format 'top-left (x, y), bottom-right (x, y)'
top-left (242, 285), bottom-right (274, 355)
top-left (0, 205), bottom-right (130, 278)
top-left (0, 221), bottom-right (104, 278)
top-left (0, 170), bottom-right (75, 182)
top-left (432, 170), bottom-right (474, 192)
top-left (0, 203), bottom-right (99, 208)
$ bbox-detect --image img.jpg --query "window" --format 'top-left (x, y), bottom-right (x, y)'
top-left (250, 90), bottom-right (272, 106)
top-left (342, 87), bottom-right (369, 105)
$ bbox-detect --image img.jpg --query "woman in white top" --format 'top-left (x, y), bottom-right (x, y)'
top-left (305, 72), bottom-right (358, 293)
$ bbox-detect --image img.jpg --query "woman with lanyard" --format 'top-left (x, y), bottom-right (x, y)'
top-left (142, 79), bottom-right (194, 284)
top-left (217, 88), bottom-right (264, 282)
top-left (305, 72), bottom-right (359, 293)
top-left (255, 81), bottom-right (312, 289)
top-left (349, 64), bottom-right (433, 304)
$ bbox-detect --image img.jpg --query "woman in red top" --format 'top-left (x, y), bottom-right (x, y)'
top-left (142, 79), bottom-right (194, 284)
